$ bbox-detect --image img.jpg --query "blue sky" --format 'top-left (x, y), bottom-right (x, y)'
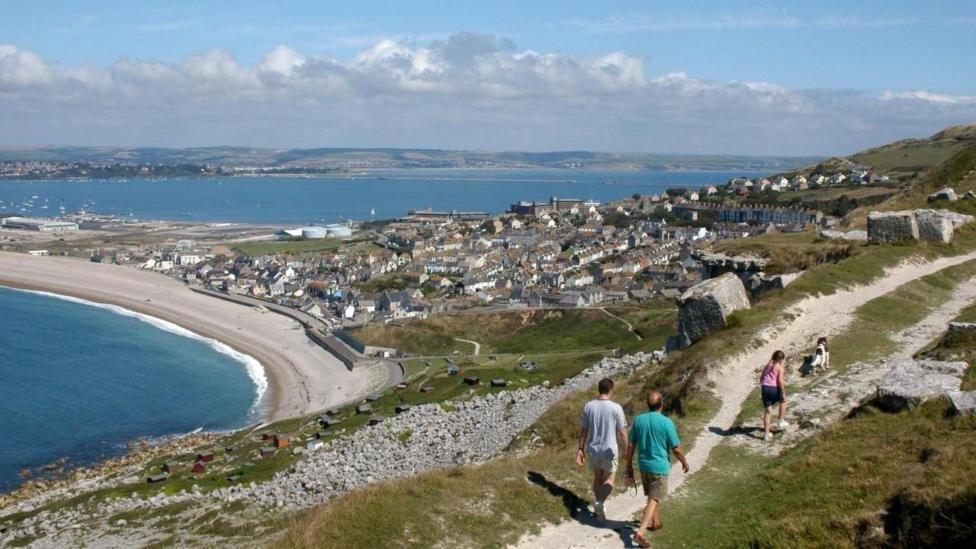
top-left (1, 1), bottom-right (974, 154)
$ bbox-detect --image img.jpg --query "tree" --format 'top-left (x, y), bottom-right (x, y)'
top-left (666, 187), bottom-right (688, 198)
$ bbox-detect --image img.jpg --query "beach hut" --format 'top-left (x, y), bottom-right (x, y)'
top-left (191, 462), bottom-right (207, 474)
top-left (273, 435), bottom-right (291, 449)
top-left (420, 385), bottom-right (435, 393)
top-left (162, 461), bottom-right (180, 473)
top-left (196, 451), bottom-right (215, 463)
top-left (147, 473), bottom-right (169, 484)
top-left (447, 365), bottom-right (460, 376)
top-left (260, 446), bottom-right (276, 459)
top-left (491, 379), bottom-right (509, 388)
top-left (368, 415), bottom-right (383, 426)
top-left (356, 403), bottom-right (373, 415)
top-left (463, 376), bottom-right (480, 386)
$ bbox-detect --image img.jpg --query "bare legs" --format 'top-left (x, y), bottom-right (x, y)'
top-left (635, 498), bottom-right (660, 547)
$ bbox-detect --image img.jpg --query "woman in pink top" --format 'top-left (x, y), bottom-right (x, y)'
top-left (760, 350), bottom-right (788, 442)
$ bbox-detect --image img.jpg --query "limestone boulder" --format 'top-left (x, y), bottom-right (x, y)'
top-left (964, 191), bottom-right (976, 200)
top-left (676, 273), bottom-right (750, 347)
top-left (927, 187), bottom-right (957, 202)
top-left (948, 322), bottom-right (976, 336)
top-left (875, 359), bottom-right (968, 411)
top-left (867, 211), bottom-right (919, 243)
top-left (915, 209), bottom-right (955, 243)
top-left (949, 391), bottom-right (976, 415)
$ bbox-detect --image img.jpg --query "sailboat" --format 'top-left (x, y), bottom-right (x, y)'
top-left (370, 208), bottom-right (376, 216)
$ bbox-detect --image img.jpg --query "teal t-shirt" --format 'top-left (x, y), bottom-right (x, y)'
top-left (629, 411), bottom-right (681, 475)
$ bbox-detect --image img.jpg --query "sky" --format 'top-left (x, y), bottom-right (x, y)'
top-left (1, 0), bottom-right (975, 156)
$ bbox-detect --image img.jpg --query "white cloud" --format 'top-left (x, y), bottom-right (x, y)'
top-left (0, 35), bottom-right (973, 155)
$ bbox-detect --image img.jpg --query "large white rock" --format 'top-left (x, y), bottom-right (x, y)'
top-left (927, 187), bottom-right (958, 202)
top-left (676, 272), bottom-right (751, 347)
top-left (948, 391), bottom-right (976, 415)
top-left (867, 211), bottom-right (919, 243)
top-left (915, 209), bottom-right (955, 243)
top-left (875, 359), bottom-right (968, 411)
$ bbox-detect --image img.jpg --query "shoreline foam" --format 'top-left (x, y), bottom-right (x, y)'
top-left (0, 251), bottom-right (375, 423)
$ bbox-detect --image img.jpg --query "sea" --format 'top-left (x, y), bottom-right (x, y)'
top-left (0, 287), bottom-right (262, 492)
top-left (0, 169), bottom-right (763, 225)
top-left (0, 168), bottom-right (764, 492)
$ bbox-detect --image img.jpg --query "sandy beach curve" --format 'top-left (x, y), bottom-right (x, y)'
top-left (0, 251), bottom-right (379, 422)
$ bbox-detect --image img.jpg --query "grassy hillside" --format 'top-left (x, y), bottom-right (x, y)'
top-left (350, 306), bottom-right (676, 356)
top-left (283, 222), bottom-right (976, 547)
top-left (778, 125), bottom-right (976, 183)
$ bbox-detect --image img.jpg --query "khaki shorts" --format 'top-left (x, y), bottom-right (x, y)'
top-left (641, 471), bottom-right (668, 501)
top-left (588, 454), bottom-right (618, 473)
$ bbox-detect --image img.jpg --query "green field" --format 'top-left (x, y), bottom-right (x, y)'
top-left (229, 237), bottom-right (346, 256)
top-left (350, 305), bottom-right (676, 356)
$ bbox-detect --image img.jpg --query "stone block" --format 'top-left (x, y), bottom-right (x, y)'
top-left (948, 391), bottom-right (976, 415)
top-left (867, 211), bottom-right (919, 243)
top-left (927, 187), bottom-right (957, 202)
top-left (875, 359), bottom-right (967, 411)
top-left (915, 210), bottom-right (955, 243)
top-left (676, 272), bottom-right (750, 347)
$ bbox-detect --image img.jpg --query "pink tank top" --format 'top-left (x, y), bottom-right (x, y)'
top-left (760, 363), bottom-right (780, 387)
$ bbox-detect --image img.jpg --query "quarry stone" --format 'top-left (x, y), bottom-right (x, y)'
top-left (875, 359), bottom-right (968, 411)
top-left (915, 209), bottom-right (955, 243)
top-left (867, 211), bottom-right (919, 243)
top-left (677, 272), bottom-right (751, 348)
top-left (948, 391), bottom-right (976, 415)
top-left (927, 187), bottom-right (957, 202)
top-left (948, 322), bottom-right (976, 336)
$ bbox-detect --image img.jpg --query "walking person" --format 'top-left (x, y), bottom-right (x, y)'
top-left (576, 377), bottom-right (628, 522)
top-left (761, 350), bottom-right (789, 442)
top-left (624, 391), bottom-right (689, 548)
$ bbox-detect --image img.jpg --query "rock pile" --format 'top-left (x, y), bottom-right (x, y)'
top-left (675, 273), bottom-right (751, 348)
top-left (867, 209), bottom-right (974, 244)
top-left (875, 359), bottom-right (968, 411)
top-left (1, 351), bottom-right (664, 543)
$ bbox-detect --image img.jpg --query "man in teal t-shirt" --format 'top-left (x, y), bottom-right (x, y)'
top-left (625, 391), bottom-right (690, 548)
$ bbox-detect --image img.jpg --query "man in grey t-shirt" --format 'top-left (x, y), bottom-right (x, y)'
top-left (577, 377), bottom-right (628, 522)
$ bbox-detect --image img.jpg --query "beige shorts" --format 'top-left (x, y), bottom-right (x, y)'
top-left (641, 471), bottom-right (668, 501)
top-left (588, 454), bottom-right (619, 473)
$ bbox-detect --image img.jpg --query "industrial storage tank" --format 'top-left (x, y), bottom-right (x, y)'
top-left (301, 226), bottom-right (329, 239)
top-left (325, 224), bottom-right (353, 238)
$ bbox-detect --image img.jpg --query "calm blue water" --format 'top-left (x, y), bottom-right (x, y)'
top-left (0, 169), bottom-right (762, 225)
top-left (0, 287), bottom-right (260, 492)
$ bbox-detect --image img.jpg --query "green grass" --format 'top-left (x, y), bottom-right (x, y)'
top-left (655, 399), bottom-right (976, 548)
top-left (350, 306), bottom-right (676, 357)
top-left (714, 231), bottom-right (855, 274)
top-left (230, 237), bottom-right (345, 256)
top-left (355, 272), bottom-right (425, 294)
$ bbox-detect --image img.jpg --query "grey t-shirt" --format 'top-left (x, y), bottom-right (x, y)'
top-left (580, 399), bottom-right (627, 459)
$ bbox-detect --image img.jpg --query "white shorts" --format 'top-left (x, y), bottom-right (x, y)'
top-left (588, 454), bottom-right (618, 473)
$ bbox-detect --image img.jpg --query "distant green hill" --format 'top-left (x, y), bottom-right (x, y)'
top-left (779, 124), bottom-right (976, 182)
top-left (0, 145), bottom-right (820, 172)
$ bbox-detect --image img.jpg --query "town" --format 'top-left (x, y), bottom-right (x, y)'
top-left (0, 173), bottom-right (874, 361)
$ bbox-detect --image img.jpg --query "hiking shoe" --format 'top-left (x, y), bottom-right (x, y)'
top-left (763, 432), bottom-right (771, 443)
top-left (594, 501), bottom-right (606, 522)
top-left (777, 420), bottom-right (790, 431)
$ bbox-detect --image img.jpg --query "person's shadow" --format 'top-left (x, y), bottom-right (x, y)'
top-left (527, 471), bottom-right (643, 547)
top-left (708, 425), bottom-right (765, 440)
